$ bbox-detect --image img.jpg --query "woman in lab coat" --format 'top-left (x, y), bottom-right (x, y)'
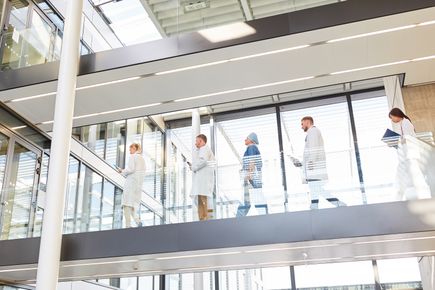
top-left (119, 143), bottom-right (146, 227)
top-left (190, 134), bottom-right (215, 221)
top-left (389, 108), bottom-right (428, 200)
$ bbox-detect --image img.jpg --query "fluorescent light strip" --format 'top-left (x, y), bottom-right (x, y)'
top-left (96, 270), bottom-right (161, 278)
top-left (62, 259), bottom-right (139, 268)
top-left (330, 60), bottom-right (411, 75)
top-left (353, 236), bottom-right (435, 245)
top-left (245, 243), bottom-right (340, 253)
top-left (0, 267), bottom-right (37, 273)
top-left (174, 89), bottom-right (241, 102)
top-left (354, 250), bottom-right (435, 259)
top-left (10, 19), bottom-right (435, 104)
top-left (327, 25), bottom-right (416, 43)
top-left (258, 257), bottom-right (343, 266)
top-left (155, 60), bottom-right (229, 75)
top-left (156, 251), bottom-right (241, 260)
top-left (9, 77), bottom-right (142, 103)
top-left (38, 53), bottom-right (435, 124)
top-left (76, 76), bottom-right (141, 91)
top-left (10, 125), bottom-right (27, 130)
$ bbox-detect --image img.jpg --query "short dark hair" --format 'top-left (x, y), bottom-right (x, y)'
top-left (301, 116), bottom-right (314, 124)
top-left (196, 134), bottom-right (207, 143)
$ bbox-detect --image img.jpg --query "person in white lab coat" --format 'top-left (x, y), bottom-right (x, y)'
top-left (389, 108), bottom-right (416, 138)
top-left (119, 143), bottom-right (146, 227)
top-left (389, 108), bottom-right (428, 200)
top-left (295, 116), bottom-right (346, 209)
top-left (190, 134), bottom-right (215, 221)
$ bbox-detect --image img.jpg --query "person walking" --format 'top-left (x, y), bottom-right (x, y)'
top-left (295, 116), bottom-right (346, 209)
top-left (236, 132), bottom-right (267, 217)
top-left (119, 143), bottom-right (145, 227)
top-left (190, 134), bottom-right (215, 221)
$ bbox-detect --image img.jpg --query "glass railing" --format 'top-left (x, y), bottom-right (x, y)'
top-left (0, 131), bottom-right (434, 240)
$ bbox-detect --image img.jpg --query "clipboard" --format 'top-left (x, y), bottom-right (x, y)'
top-left (381, 129), bottom-right (400, 147)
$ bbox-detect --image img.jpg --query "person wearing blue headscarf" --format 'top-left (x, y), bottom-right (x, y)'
top-left (236, 132), bottom-right (267, 217)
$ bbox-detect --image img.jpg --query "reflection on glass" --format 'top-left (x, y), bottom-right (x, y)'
top-left (75, 124), bottom-right (107, 159)
top-left (281, 99), bottom-right (360, 210)
top-left (0, 133), bottom-right (9, 202)
top-left (64, 157), bottom-right (79, 234)
top-left (75, 165), bottom-right (103, 232)
top-left (33, 153), bottom-right (49, 236)
top-left (1, 142), bottom-right (38, 240)
top-left (351, 94), bottom-right (399, 203)
top-left (215, 112), bottom-right (283, 218)
top-left (101, 180), bottom-right (115, 230)
top-left (106, 120), bottom-right (126, 168)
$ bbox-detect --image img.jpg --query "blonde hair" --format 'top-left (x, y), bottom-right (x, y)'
top-left (130, 143), bottom-right (141, 152)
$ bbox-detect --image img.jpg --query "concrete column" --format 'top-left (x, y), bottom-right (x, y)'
top-left (35, 1), bottom-right (83, 289)
top-left (420, 256), bottom-right (435, 290)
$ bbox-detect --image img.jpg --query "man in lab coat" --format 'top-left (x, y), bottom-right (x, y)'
top-left (119, 143), bottom-right (146, 227)
top-left (190, 134), bottom-right (215, 221)
top-left (296, 116), bottom-right (346, 209)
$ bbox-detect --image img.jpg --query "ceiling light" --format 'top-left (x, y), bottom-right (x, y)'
top-left (9, 91), bottom-right (56, 103)
top-left (156, 251), bottom-right (241, 260)
top-left (327, 25), bottom-right (416, 43)
top-left (245, 243), bottom-right (340, 253)
top-left (330, 60), bottom-right (410, 75)
top-left (174, 89), bottom-right (241, 102)
top-left (156, 60), bottom-right (229, 75)
top-left (73, 102), bottom-right (162, 120)
top-left (229, 45), bottom-right (311, 62)
top-left (76, 76), bottom-right (141, 91)
top-left (0, 267), bottom-right (37, 273)
top-left (198, 22), bottom-right (256, 43)
top-left (412, 55), bottom-right (435, 62)
top-left (62, 259), bottom-right (139, 268)
top-left (241, 76), bottom-right (315, 91)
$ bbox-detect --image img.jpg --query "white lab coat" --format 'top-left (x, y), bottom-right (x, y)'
top-left (122, 153), bottom-right (146, 210)
top-left (191, 145), bottom-right (215, 198)
top-left (303, 126), bottom-right (328, 181)
top-left (393, 118), bottom-right (416, 138)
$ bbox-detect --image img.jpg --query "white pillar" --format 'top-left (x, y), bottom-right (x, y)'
top-left (420, 256), bottom-right (435, 290)
top-left (35, 1), bottom-right (83, 289)
top-left (192, 109), bottom-right (204, 290)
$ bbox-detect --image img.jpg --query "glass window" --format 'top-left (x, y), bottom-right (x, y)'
top-left (101, 180), bottom-right (115, 230)
top-left (106, 120), bottom-right (126, 168)
top-left (0, 133), bottom-right (9, 200)
top-left (1, 142), bottom-right (38, 240)
top-left (142, 119), bottom-right (163, 200)
top-left (75, 165), bottom-right (103, 232)
top-left (351, 93), bottom-right (399, 204)
top-left (295, 261), bottom-right (375, 288)
top-left (63, 157), bottom-right (80, 234)
top-left (120, 277), bottom-right (138, 290)
top-left (98, 0), bottom-right (162, 46)
top-left (377, 258), bottom-right (421, 284)
top-left (215, 109), bottom-right (284, 217)
top-left (75, 124), bottom-right (107, 159)
top-left (261, 267), bottom-right (291, 289)
top-left (280, 98), bottom-right (360, 211)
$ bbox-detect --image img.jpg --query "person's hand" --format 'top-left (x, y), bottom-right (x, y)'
top-left (118, 168), bottom-right (123, 173)
top-left (291, 157), bottom-right (302, 167)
